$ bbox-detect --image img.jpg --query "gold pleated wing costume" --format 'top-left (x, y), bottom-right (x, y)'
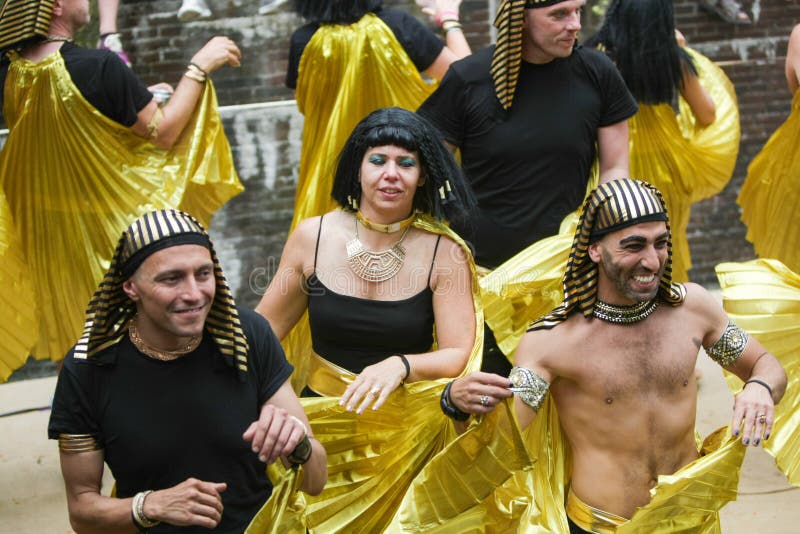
top-left (738, 92), bottom-right (800, 273)
top-left (0, 50), bottom-right (242, 374)
top-left (0, 191), bottom-right (37, 381)
top-left (389, 395), bottom-right (746, 533)
top-left (716, 259), bottom-right (800, 486)
top-left (628, 47), bottom-right (740, 282)
top-left (247, 215), bottom-right (484, 533)
top-left (289, 13), bottom-right (436, 230)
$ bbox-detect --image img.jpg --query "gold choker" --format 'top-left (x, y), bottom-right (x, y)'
top-left (593, 299), bottom-right (658, 324)
top-left (356, 211), bottom-right (415, 234)
top-left (128, 320), bottom-right (201, 361)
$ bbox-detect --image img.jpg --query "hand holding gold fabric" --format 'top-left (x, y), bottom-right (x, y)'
top-left (339, 356), bottom-right (408, 414)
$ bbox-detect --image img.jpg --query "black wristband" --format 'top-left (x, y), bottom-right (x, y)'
top-left (287, 434), bottom-right (312, 466)
top-left (397, 354), bottom-right (411, 383)
top-left (745, 378), bottom-right (773, 397)
top-left (440, 381), bottom-right (470, 421)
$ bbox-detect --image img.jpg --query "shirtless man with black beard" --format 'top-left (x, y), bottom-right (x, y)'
top-left (445, 179), bottom-right (787, 533)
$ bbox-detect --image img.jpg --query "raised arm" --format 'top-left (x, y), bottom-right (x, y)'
top-left (60, 450), bottom-right (226, 533)
top-left (340, 237), bottom-right (477, 414)
top-left (418, 0), bottom-right (471, 80)
top-left (786, 24), bottom-right (800, 95)
top-left (695, 285), bottom-right (787, 446)
top-left (132, 36), bottom-right (241, 148)
top-left (242, 380), bottom-right (327, 495)
top-left (597, 120), bottom-right (631, 184)
top-left (678, 47), bottom-right (716, 126)
top-left (255, 218), bottom-right (317, 340)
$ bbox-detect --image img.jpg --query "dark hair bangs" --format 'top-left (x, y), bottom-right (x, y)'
top-left (362, 124), bottom-right (420, 154)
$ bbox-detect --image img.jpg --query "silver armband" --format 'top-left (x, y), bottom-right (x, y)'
top-left (509, 366), bottom-right (550, 412)
top-left (707, 320), bottom-right (749, 367)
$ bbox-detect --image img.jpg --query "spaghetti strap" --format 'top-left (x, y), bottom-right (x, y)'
top-left (313, 215), bottom-right (324, 270)
top-left (427, 235), bottom-right (442, 287)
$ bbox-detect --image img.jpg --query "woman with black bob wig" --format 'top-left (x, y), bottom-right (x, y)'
top-left (286, 0), bottom-right (471, 231)
top-left (585, 0), bottom-right (740, 282)
top-left (253, 108), bottom-right (482, 531)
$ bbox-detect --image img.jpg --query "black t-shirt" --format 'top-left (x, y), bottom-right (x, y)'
top-left (285, 7), bottom-right (444, 89)
top-left (0, 42), bottom-right (152, 126)
top-left (418, 46), bottom-right (638, 268)
top-left (48, 307), bottom-right (294, 533)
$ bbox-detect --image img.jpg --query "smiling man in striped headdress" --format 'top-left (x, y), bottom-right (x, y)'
top-left (418, 0), bottom-right (638, 377)
top-left (440, 179), bottom-right (786, 532)
top-left (47, 209), bottom-right (327, 533)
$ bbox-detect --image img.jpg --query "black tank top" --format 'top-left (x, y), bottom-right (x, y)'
top-left (306, 216), bottom-right (440, 373)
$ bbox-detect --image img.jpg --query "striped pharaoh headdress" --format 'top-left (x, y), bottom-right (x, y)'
top-left (74, 209), bottom-right (250, 381)
top-left (530, 179), bottom-right (686, 330)
top-left (490, 0), bottom-right (571, 110)
top-left (0, 0), bottom-right (55, 52)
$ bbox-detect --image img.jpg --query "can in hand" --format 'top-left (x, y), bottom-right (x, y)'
top-left (151, 87), bottom-right (172, 105)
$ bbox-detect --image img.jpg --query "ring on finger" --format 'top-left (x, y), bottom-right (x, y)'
top-left (757, 414), bottom-right (766, 424)
top-left (479, 395), bottom-right (490, 407)
top-left (369, 387), bottom-right (380, 397)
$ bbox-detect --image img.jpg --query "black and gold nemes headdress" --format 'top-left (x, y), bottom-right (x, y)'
top-left (530, 179), bottom-right (686, 330)
top-left (491, 0), bottom-right (571, 110)
top-left (74, 209), bottom-right (250, 380)
top-left (0, 0), bottom-right (55, 52)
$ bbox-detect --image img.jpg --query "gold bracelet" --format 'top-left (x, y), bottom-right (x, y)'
top-left (183, 69), bottom-right (206, 84)
top-left (442, 21), bottom-right (463, 33)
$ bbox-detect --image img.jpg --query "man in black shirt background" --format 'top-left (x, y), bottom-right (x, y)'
top-left (419, 0), bottom-right (638, 378)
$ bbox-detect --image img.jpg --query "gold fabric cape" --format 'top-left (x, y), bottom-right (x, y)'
top-left (246, 215), bottom-right (484, 533)
top-left (716, 259), bottom-right (800, 486)
top-left (738, 91), bottom-right (800, 273)
top-left (629, 47), bottom-right (740, 282)
top-left (388, 396), bottom-right (746, 533)
top-left (289, 13), bottom-right (436, 231)
top-left (0, 49), bottom-right (242, 376)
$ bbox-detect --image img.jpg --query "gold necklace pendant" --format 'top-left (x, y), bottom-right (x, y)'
top-left (128, 319), bottom-right (201, 361)
top-left (356, 211), bottom-right (415, 234)
top-left (346, 223), bottom-right (410, 282)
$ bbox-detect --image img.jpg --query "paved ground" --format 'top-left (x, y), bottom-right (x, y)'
top-left (1, 355), bottom-right (797, 533)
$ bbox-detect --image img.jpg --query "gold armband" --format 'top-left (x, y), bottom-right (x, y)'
top-left (184, 63), bottom-right (207, 84)
top-left (146, 106), bottom-right (163, 140)
top-left (509, 366), bottom-right (549, 411)
top-left (58, 433), bottom-right (101, 453)
top-left (707, 320), bottom-right (749, 367)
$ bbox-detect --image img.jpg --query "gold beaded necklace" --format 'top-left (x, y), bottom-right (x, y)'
top-left (128, 319), bottom-right (201, 361)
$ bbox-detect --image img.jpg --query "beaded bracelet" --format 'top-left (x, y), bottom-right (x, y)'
top-left (131, 490), bottom-right (160, 530)
top-left (436, 9), bottom-right (460, 27)
top-left (440, 381), bottom-right (470, 421)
